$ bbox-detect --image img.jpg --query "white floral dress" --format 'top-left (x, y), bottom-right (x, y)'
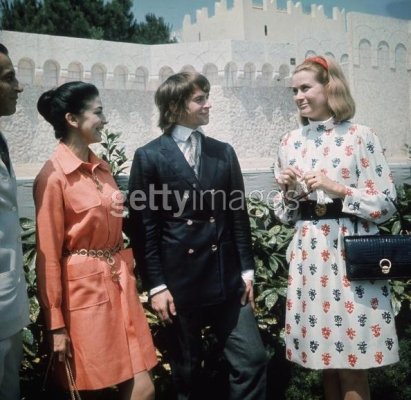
top-left (274, 118), bottom-right (399, 369)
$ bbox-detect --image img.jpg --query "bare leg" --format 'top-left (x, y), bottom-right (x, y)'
top-left (323, 369), bottom-right (342, 400)
top-left (339, 369), bottom-right (370, 400)
top-left (117, 370), bottom-right (155, 400)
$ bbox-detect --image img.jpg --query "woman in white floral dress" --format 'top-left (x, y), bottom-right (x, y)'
top-left (273, 56), bottom-right (399, 400)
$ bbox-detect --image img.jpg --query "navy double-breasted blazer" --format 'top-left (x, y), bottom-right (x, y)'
top-left (128, 132), bottom-right (255, 310)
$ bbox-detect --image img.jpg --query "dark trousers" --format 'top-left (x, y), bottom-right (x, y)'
top-left (164, 297), bottom-right (267, 400)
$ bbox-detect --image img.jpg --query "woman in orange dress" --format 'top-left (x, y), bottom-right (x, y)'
top-left (34, 81), bottom-right (157, 399)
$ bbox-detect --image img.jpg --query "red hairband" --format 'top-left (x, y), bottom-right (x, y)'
top-left (304, 56), bottom-right (328, 70)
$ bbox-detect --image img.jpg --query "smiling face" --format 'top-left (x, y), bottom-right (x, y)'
top-left (291, 70), bottom-right (332, 122)
top-left (74, 96), bottom-right (107, 145)
top-left (0, 53), bottom-right (23, 117)
top-left (176, 86), bottom-right (211, 129)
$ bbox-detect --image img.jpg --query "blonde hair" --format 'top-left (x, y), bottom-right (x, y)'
top-left (293, 56), bottom-right (355, 125)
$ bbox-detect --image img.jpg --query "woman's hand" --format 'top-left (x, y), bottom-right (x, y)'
top-left (303, 171), bottom-right (347, 198)
top-left (51, 327), bottom-right (72, 362)
top-left (276, 166), bottom-right (301, 193)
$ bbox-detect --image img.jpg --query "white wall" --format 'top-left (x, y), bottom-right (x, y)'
top-left (0, 1), bottom-right (410, 175)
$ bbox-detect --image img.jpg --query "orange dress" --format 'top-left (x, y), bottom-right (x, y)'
top-left (34, 142), bottom-right (157, 390)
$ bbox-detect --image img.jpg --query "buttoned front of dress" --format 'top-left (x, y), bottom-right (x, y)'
top-left (34, 142), bottom-right (157, 390)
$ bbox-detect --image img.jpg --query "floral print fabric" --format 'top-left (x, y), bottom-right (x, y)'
top-left (274, 120), bottom-right (399, 369)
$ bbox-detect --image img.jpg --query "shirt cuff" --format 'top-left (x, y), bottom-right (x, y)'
top-left (149, 284), bottom-right (168, 297)
top-left (241, 269), bottom-right (254, 282)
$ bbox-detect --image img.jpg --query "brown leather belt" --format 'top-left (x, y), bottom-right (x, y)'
top-left (299, 199), bottom-right (350, 220)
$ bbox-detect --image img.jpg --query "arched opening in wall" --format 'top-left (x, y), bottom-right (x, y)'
top-left (359, 39), bottom-right (372, 67)
top-left (305, 50), bottom-right (316, 58)
top-left (277, 64), bottom-right (290, 80)
top-left (114, 65), bottom-right (128, 89)
top-left (202, 63), bottom-right (218, 85)
top-left (17, 58), bottom-right (34, 86)
top-left (67, 62), bottom-right (83, 82)
top-left (91, 64), bottom-right (106, 88)
top-left (243, 63), bottom-right (256, 86)
top-left (340, 54), bottom-right (349, 76)
top-left (264, 25), bottom-right (268, 36)
top-left (395, 44), bottom-right (407, 69)
top-left (135, 67), bottom-right (148, 91)
top-left (224, 62), bottom-right (237, 87)
top-left (159, 66), bottom-right (174, 84)
top-left (43, 60), bottom-right (59, 87)
top-left (377, 41), bottom-right (390, 69)
top-left (261, 63), bottom-right (273, 85)
top-left (325, 52), bottom-right (335, 59)
top-left (181, 65), bottom-right (196, 73)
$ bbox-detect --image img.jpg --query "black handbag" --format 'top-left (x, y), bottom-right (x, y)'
top-left (343, 199), bottom-right (411, 281)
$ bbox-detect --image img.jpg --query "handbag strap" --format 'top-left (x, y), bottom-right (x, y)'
top-left (64, 358), bottom-right (82, 400)
top-left (41, 352), bottom-right (55, 392)
top-left (353, 197), bottom-right (406, 234)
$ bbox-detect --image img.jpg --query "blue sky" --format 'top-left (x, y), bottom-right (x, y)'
top-left (132, 0), bottom-right (411, 32)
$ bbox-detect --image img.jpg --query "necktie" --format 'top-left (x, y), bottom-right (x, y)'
top-left (186, 131), bottom-right (200, 176)
top-left (0, 133), bottom-right (11, 175)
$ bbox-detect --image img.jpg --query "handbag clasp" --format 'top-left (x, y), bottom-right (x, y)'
top-left (379, 258), bottom-right (392, 274)
top-left (314, 203), bottom-right (327, 217)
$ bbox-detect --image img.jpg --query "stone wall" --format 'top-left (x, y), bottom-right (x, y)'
top-left (1, 1), bottom-right (411, 173)
top-left (1, 85), bottom-right (297, 168)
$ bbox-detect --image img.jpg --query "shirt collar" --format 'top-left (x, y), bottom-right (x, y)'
top-left (307, 116), bottom-right (336, 133)
top-left (54, 142), bottom-right (110, 175)
top-left (171, 125), bottom-right (204, 142)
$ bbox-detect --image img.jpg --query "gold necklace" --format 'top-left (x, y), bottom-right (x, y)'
top-left (81, 169), bottom-right (103, 192)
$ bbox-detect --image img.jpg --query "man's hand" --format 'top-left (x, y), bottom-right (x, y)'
top-left (150, 289), bottom-right (177, 324)
top-left (51, 327), bottom-right (72, 362)
top-left (240, 279), bottom-right (255, 311)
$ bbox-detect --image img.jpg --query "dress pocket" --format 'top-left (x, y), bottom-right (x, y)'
top-left (65, 259), bottom-right (109, 310)
top-left (64, 183), bottom-right (101, 213)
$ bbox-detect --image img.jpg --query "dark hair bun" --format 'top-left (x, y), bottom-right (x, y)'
top-left (37, 89), bottom-right (56, 124)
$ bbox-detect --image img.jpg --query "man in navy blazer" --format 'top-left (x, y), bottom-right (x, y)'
top-left (0, 44), bottom-right (29, 400)
top-left (128, 72), bottom-right (266, 399)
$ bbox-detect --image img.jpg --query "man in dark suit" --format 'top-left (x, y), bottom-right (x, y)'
top-left (128, 72), bottom-right (267, 400)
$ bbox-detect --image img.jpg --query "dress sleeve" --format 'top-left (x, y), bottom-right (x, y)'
top-left (33, 164), bottom-right (66, 330)
top-left (341, 126), bottom-right (397, 224)
top-left (272, 132), bottom-right (300, 225)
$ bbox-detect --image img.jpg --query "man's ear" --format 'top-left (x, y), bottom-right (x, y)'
top-left (65, 112), bottom-right (78, 129)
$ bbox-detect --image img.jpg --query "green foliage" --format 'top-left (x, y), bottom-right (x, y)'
top-left (98, 129), bottom-right (128, 178)
top-left (133, 13), bottom-right (177, 44)
top-left (378, 183), bottom-right (411, 315)
top-left (0, 0), bottom-right (176, 44)
top-left (248, 198), bottom-right (294, 356)
top-left (19, 217), bottom-right (51, 399)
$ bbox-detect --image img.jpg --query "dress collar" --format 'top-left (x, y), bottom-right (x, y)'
top-left (307, 117), bottom-right (336, 133)
top-left (171, 125), bottom-right (205, 143)
top-left (54, 142), bottom-right (110, 175)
